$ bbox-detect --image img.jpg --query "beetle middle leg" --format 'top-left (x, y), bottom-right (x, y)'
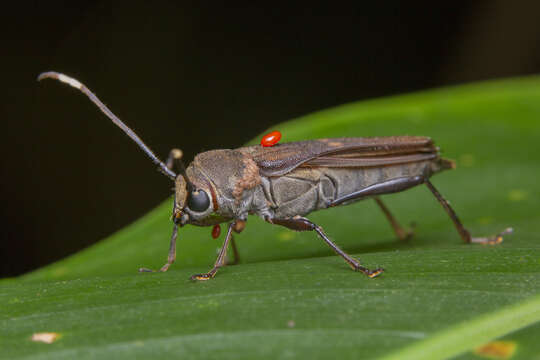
top-left (191, 221), bottom-right (236, 281)
top-left (328, 176), bottom-right (423, 242)
top-left (374, 196), bottom-right (414, 241)
top-left (225, 220), bottom-right (245, 265)
top-left (269, 216), bottom-right (383, 278)
top-left (425, 180), bottom-right (513, 244)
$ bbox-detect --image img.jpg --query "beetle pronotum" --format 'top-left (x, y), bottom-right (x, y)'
top-left (38, 72), bottom-right (512, 281)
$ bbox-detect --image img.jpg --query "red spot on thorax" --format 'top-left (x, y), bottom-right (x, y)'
top-left (261, 131), bottom-right (282, 147)
top-left (211, 224), bottom-right (221, 239)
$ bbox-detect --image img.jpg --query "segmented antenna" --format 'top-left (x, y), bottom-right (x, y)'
top-left (37, 71), bottom-right (177, 181)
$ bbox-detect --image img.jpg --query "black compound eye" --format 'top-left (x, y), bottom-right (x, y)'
top-left (187, 189), bottom-right (210, 212)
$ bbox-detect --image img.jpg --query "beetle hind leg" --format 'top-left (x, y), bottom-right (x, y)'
top-left (425, 180), bottom-right (513, 244)
top-left (374, 196), bottom-right (415, 241)
top-left (269, 216), bottom-right (383, 278)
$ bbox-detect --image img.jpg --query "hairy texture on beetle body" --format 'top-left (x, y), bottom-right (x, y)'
top-left (233, 158), bottom-right (262, 202)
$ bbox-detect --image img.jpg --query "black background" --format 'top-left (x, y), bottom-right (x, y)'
top-left (3, 2), bottom-right (540, 277)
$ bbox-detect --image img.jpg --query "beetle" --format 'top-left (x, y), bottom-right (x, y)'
top-left (38, 71), bottom-right (512, 281)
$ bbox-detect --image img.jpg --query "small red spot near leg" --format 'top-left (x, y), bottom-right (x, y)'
top-left (212, 224), bottom-right (221, 239)
top-left (261, 131), bottom-right (282, 147)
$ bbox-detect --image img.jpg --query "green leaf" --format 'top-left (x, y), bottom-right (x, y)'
top-left (2, 77), bottom-right (540, 359)
top-left (381, 294), bottom-right (540, 360)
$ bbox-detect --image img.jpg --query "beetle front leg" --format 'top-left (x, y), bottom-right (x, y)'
top-left (374, 196), bottom-right (415, 241)
top-left (269, 216), bottom-right (383, 278)
top-left (139, 224), bottom-right (178, 273)
top-left (425, 180), bottom-right (513, 244)
top-left (165, 148), bottom-right (184, 171)
top-left (191, 221), bottom-right (236, 281)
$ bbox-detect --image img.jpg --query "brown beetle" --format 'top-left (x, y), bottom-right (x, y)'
top-left (38, 72), bottom-right (512, 281)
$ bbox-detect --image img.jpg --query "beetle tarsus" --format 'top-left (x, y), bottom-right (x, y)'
top-left (190, 271), bottom-right (216, 281)
top-left (363, 268), bottom-right (385, 278)
top-left (471, 227), bottom-right (513, 245)
top-left (351, 260), bottom-right (384, 278)
top-left (138, 263), bottom-right (172, 273)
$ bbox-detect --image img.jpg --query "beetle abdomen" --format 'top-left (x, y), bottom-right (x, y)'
top-left (268, 158), bottom-right (452, 219)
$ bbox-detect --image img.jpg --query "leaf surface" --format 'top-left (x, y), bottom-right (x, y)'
top-left (2, 77), bottom-right (540, 359)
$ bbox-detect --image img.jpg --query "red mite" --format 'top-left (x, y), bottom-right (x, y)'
top-left (261, 131), bottom-right (282, 147)
top-left (211, 224), bottom-right (221, 239)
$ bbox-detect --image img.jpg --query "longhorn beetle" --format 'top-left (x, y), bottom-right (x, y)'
top-left (38, 72), bottom-right (512, 281)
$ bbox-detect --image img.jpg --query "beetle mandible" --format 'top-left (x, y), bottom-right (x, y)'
top-left (38, 72), bottom-right (512, 281)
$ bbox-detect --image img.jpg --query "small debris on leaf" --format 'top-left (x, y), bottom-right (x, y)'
top-left (31, 332), bottom-right (61, 344)
top-left (474, 341), bottom-right (517, 359)
top-left (287, 320), bottom-right (296, 328)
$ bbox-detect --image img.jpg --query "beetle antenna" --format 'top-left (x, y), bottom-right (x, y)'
top-left (37, 71), bottom-right (177, 181)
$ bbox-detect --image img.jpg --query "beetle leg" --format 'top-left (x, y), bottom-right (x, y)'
top-left (191, 221), bottom-right (236, 281)
top-left (225, 220), bottom-right (245, 265)
top-left (223, 219), bottom-right (246, 265)
top-left (165, 148), bottom-right (184, 171)
top-left (374, 196), bottom-right (415, 241)
top-left (330, 176), bottom-right (425, 207)
top-left (226, 235), bottom-right (240, 265)
top-left (139, 224), bottom-right (178, 273)
top-left (425, 180), bottom-right (513, 244)
top-left (269, 216), bottom-right (383, 278)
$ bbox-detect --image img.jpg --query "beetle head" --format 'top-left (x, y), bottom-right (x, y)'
top-left (173, 150), bottom-right (249, 227)
top-left (173, 163), bottom-right (226, 227)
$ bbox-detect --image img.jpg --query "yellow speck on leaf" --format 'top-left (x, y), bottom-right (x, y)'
top-left (459, 154), bottom-right (475, 167)
top-left (278, 231), bottom-right (295, 241)
top-left (477, 217), bottom-right (494, 225)
top-left (31, 332), bottom-right (61, 344)
top-left (52, 267), bottom-right (68, 277)
top-left (197, 299), bottom-right (220, 309)
top-left (508, 189), bottom-right (528, 202)
top-left (474, 341), bottom-right (517, 359)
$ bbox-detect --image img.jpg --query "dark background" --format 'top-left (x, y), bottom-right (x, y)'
top-left (2, 2), bottom-right (540, 277)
